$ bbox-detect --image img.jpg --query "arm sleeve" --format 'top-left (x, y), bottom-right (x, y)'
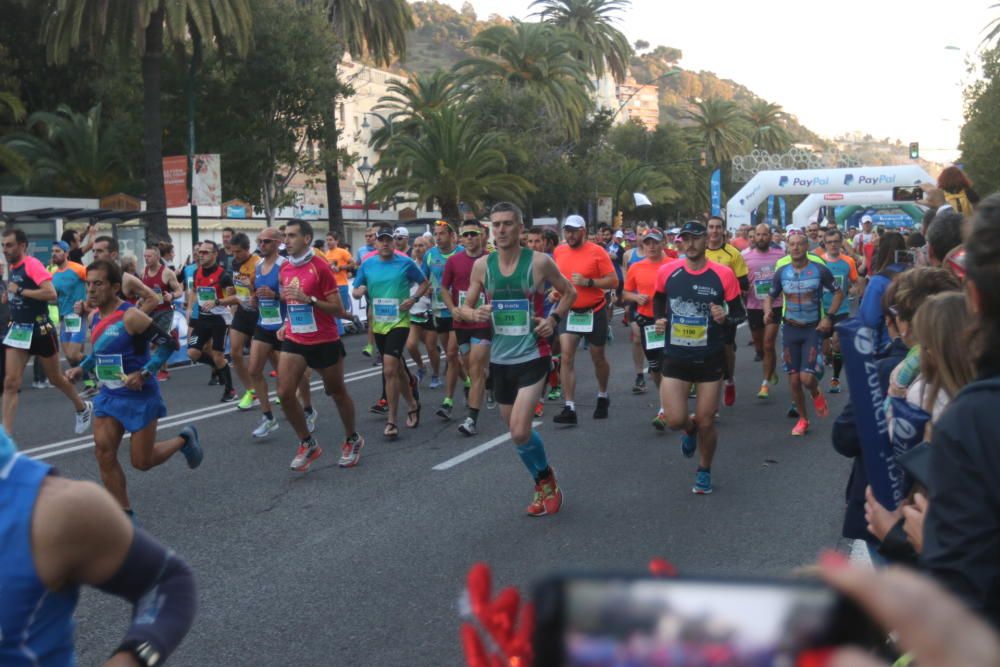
top-left (137, 320), bottom-right (178, 373)
top-left (25, 257), bottom-right (54, 285)
top-left (653, 292), bottom-right (667, 321)
top-left (725, 295), bottom-right (746, 325)
top-left (737, 275), bottom-right (750, 293)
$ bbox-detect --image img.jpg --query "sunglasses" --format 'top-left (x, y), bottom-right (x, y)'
top-left (197, 250), bottom-right (214, 255)
top-left (461, 230), bottom-right (481, 238)
top-left (258, 238), bottom-right (277, 244)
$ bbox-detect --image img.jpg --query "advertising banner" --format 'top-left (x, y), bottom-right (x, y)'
top-left (766, 195), bottom-right (774, 223)
top-left (710, 169), bottom-right (721, 217)
top-left (162, 156), bottom-right (189, 208)
top-left (192, 154), bottom-right (221, 206)
top-left (778, 196), bottom-right (787, 227)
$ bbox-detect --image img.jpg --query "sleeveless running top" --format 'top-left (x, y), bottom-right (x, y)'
top-left (254, 257), bottom-right (287, 332)
top-left (141, 264), bottom-right (173, 314)
top-left (485, 248), bottom-right (550, 365)
top-left (91, 302), bottom-right (157, 397)
top-left (626, 247), bottom-right (646, 269)
top-left (0, 454), bottom-right (78, 666)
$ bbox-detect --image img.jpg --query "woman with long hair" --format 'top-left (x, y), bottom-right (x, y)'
top-left (859, 231), bottom-right (910, 356)
top-left (909, 292), bottom-right (976, 421)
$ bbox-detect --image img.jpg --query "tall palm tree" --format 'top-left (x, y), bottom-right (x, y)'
top-left (370, 69), bottom-right (462, 151)
top-left (40, 0), bottom-right (252, 241)
top-left (530, 0), bottom-right (633, 83)
top-left (683, 97), bottom-right (748, 168)
top-left (455, 22), bottom-right (594, 138)
top-left (743, 99), bottom-right (791, 153)
top-left (315, 0), bottom-right (413, 236)
top-left (3, 104), bottom-right (133, 196)
top-left (371, 106), bottom-right (534, 219)
top-left (0, 92), bottom-right (29, 184)
top-left (985, 3), bottom-right (1000, 44)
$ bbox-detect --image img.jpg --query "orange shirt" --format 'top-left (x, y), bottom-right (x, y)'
top-left (553, 241), bottom-right (617, 311)
top-left (624, 255), bottom-right (672, 318)
top-left (325, 247), bottom-right (353, 286)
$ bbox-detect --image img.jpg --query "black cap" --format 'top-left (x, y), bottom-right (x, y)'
top-left (678, 220), bottom-right (707, 237)
top-left (897, 442), bottom-right (932, 490)
top-left (375, 224), bottom-right (394, 239)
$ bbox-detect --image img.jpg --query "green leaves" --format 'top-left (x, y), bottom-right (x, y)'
top-left (530, 0), bottom-right (633, 84)
top-left (960, 45), bottom-right (1000, 195)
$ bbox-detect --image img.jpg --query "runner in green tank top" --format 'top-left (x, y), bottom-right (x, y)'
top-left (457, 202), bottom-right (577, 517)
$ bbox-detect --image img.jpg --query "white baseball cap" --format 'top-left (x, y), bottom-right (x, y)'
top-left (393, 226), bottom-right (409, 238)
top-left (614, 230), bottom-right (624, 239)
top-left (563, 215), bottom-right (586, 230)
top-left (861, 215), bottom-right (874, 224)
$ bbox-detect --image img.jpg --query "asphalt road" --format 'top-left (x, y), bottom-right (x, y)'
top-left (13, 319), bottom-right (856, 666)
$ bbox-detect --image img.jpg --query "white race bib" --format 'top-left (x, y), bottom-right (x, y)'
top-left (258, 299), bottom-right (282, 327)
top-left (566, 310), bottom-right (594, 333)
top-left (491, 299), bottom-right (530, 336)
top-left (63, 314), bottom-right (83, 334)
top-left (373, 298), bottom-right (400, 324)
top-left (643, 324), bottom-right (665, 350)
top-left (287, 304), bottom-right (317, 334)
top-left (3, 323), bottom-right (33, 350)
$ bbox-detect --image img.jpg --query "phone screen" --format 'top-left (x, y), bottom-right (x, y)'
top-left (537, 576), bottom-right (872, 667)
top-left (892, 186), bottom-right (923, 202)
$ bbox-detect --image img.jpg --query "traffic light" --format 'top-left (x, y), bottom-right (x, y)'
top-left (909, 142), bottom-right (919, 160)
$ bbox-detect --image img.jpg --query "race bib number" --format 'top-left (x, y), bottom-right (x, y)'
top-left (63, 314), bottom-right (83, 334)
top-left (643, 324), bottom-right (665, 350)
top-left (834, 274), bottom-right (846, 291)
top-left (458, 290), bottom-right (483, 309)
top-left (566, 310), bottom-right (594, 333)
top-left (235, 285), bottom-right (252, 305)
top-left (3, 323), bottom-right (33, 349)
top-left (754, 279), bottom-right (772, 298)
top-left (373, 298), bottom-right (400, 324)
top-left (258, 299), bottom-right (282, 327)
top-left (287, 304), bottom-right (317, 334)
top-left (95, 353), bottom-right (126, 389)
top-left (491, 299), bottom-right (530, 336)
top-left (196, 286), bottom-right (217, 307)
top-left (670, 314), bottom-right (708, 348)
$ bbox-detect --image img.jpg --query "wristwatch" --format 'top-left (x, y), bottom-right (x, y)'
top-left (587, 278), bottom-right (594, 288)
top-left (114, 640), bottom-right (161, 667)
top-left (139, 368), bottom-right (153, 380)
top-left (309, 295), bottom-right (319, 305)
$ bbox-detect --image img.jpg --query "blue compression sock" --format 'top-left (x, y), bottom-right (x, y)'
top-left (516, 430), bottom-right (550, 481)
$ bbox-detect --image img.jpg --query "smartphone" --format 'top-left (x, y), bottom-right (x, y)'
top-left (895, 250), bottom-right (916, 265)
top-left (533, 574), bottom-right (882, 667)
top-left (892, 186), bottom-right (924, 202)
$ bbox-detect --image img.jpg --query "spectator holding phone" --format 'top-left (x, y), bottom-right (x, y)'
top-left (859, 231), bottom-right (909, 357)
top-left (936, 165), bottom-right (980, 216)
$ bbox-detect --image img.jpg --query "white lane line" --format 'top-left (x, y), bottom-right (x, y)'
top-left (432, 421), bottom-right (542, 471)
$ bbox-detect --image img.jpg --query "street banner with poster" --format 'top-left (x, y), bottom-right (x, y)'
top-left (192, 154), bottom-right (221, 206)
top-left (162, 156), bottom-right (189, 208)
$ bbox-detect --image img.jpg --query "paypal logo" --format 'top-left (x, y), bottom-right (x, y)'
top-left (786, 176), bottom-right (829, 187)
top-left (843, 174), bottom-right (854, 186)
top-left (778, 176), bottom-right (789, 187)
top-left (857, 174), bottom-right (897, 186)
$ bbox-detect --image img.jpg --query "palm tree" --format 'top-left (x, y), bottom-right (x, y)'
top-left (455, 22), bottom-right (594, 138)
top-left (370, 69), bottom-right (462, 151)
top-left (40, 0), bottom-right (252, 242)
top-left (985, 3), bottom-right (1000, 44)
top-left (530, 0), bottom-right (633, 83)
top-left (743, 99), bottom-right (791, 153)
top-left (371, 106), bottom-right (534, 219)
top-left (3, 104), bottom-right (133, 196)
top-left (683, 98), bottom-right (748, 168)
top-left (0, 92), bottom-right (29, 184)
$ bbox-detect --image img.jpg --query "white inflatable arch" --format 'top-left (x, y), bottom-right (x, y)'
top-left (791, 191), bottom-right (899, 229)
top-left (726, 166), bottom-right (933, 231)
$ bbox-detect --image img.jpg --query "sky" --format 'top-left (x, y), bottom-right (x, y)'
top-left (435, 0), bottom-right (999, 162)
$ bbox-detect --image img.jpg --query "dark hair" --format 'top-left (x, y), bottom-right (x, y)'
top-left (597, 223), bottom-right (611, 232)
top-left (312, 240), bottom-right (325, 249)
top-left (707, 215), bottom-right (725, 225)
top-left (937, 165), bottom-right (973, 194)
top-left (327, 231), bottom-right (340, 241)
top-left (824, 228), bottom-right (843, 241)
top-left (200, 239), bottom-right (219, 252)
top-left (95, 235), bottom-right (119, 253)
top-left (60, 229), bottom-right (78, 245)
top-left (965, 193), bottom-right (1000, 371)
top-left (222, 226), bottom-right (236, 235)
top-left (906, 231), bottom-right (925, 249)
top-left (883, 266), bottom-right (960, 322)
top-left (921, 208), bottom-right (937, 235)
top-left (86, 259), bottom-right (122, 286)
top-left (230, 232), bottom-right (251, 250)
top-left (158, 241), bottom-right (174, 256)
top-left (872, 231), bottom-right (906, 274)
top-left (926, 212), bottom-right (963, 264)
top-left (489, 201), bottom-right (523, 225)
top-left (2, 228), bottom-right (27, 245)
top-left (285, 218), bottom-right (313, 243)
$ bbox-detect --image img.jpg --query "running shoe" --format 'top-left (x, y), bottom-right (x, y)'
top-left (362, 343), bottom-right (374, 358)
top-left (829, 378), bottom-right (841, 394)
top-left (305, 407), bottom-right (318, 434)
top-left (429, 376), bottom-right (443, 389)
top-left (526, 482), bottom-right (546, 517)
top-left (436, 399), bottom-right (453, 420)
top-left (593, 396), bottom-right (610, 419)
top-left (252, 416), bottom-right (279, 439)
top-left (237, 389), bottom-right (258, 411)
top-left (208, 371), bottom-right (221, 386)
top-left (290, 440), bottom-right (323, 472)
top-left (771, 372), bottom-right (780, 385)
top-left (680, 417), bottom-right (697, 458)
top-left (534, 401), bottom-right (544, 418)
top-left (179, 426), bottom-right (203, 469)
top-left (553, 405), bottom-right (577, 425)
top-left (753, 352), bottom-right (763, 362)
top-left (787, 404), bottom-right (800, 419)
top-left (546, 386), bottom-right (562, 401)
top-left (652, 410), bottom-right (666, 431)
top-left (632, 375), bottom-right (647, 394)
top-left (338, 434), bottom-right (365, 468)
top-left (723, 380), bottom-right (736, 407)
top-left (486, 390), bottom-right (496, 410)
top-left (369, 399), bottom-right (388, 415)
top-left (540, 471), bottom-right (563, 515)
top-left (813, 393), bottom-right (830, 418)
top-left (457, 417), bottom-right (477, 436)
top-left (692, 469), bottom-right (713, 495)
top-left (156, 369), bottom-right (170, 381)
top-left (220, 388), bottom-right (237, 403)
top-left (31, 381), bottom-right (43, 390)
top-left (757, 383), bottom-right (770, 400)
top-left (74, 401), bottom-right (93, 435)
top-left (416, 367), bottom-right (426, 385)
top-left (792, 418), bottom-right (810, 436)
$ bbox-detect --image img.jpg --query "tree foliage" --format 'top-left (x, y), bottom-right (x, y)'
top-left (530, 0), bottom-right (633, 83)
top-left (960, 45), bottom-right (1000, 195)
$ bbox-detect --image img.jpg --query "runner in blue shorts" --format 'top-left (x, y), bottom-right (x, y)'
top-left (49, 241), bottom-right (88, 367)
top-left (66, 260), bottom-right (202, 514)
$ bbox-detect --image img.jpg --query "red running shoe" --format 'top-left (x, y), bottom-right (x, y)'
top-left (724, 380), bottom-right (736, 407)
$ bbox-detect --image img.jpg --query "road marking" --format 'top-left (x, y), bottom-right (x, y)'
top-left (432, 421), bottom-right (542, 471)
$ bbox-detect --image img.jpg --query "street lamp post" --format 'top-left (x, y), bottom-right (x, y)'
top-left (357, 156), bottom-right (375, 225)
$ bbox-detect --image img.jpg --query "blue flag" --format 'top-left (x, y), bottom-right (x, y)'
top-left (766, 195), bottom-right (774, 224)
top-left (778, 197), bottom-right (787, 227)
top-left (710, 169), bottom-right (721, 217)
top-left (888, 397), bottom-right (931, 496)
top-left (837, 318), bottom-right (904, 509)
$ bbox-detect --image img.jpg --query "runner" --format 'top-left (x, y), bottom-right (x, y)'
top-left (355, 226), bottom-right (378, 358)
top-left (623, 228), bottom-right (674, 429)
top-left (424, 221), bottom-right (465, 419)
top-left (704, 216), bottom-right (750, 407)
top-left (741, 223), bottom-right (786, 399)
top-left (456, 202), bottom-right (575, 516)
top-left (278, 219), bottom-right (363, 471)
top-left (220, 233), bottom-right (262, 410)
top-left (0, 429), bottom-right (196, 666)
top-left (552, 214), bottom-right (618, 424)
top-left (64, 260), bottom-right (201, 512)
top-left (442, 219), bottom-right (491, 436)
top-left (763, 231), bottom-right (842, 436)
top-left (352, 224), bottom-right (428, 439)
top-left (140, 244), bottom-right (183, 381)
top-left (49, 241), bottom-right (88, 373)
top-left (91, 236), bottom-right (162, 312)
top-left (599, 223), bottom-right (625, 307)
top-left (653, 221), bottom-right (746, 495)
top-left (404, 235), bottom-right (441, 386)
top-left (324, 231), bottom-right (356, 336)
top-left (246, 227), bottom-right (316, 439)
top-left (1, 228), bottom-right (92, 436)
top-left (184, 240), bottom-right (237, 403)
top-left (393, 226), bottom-right (412, 256)
top-left (818, 227), bottom-right (859, 394)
